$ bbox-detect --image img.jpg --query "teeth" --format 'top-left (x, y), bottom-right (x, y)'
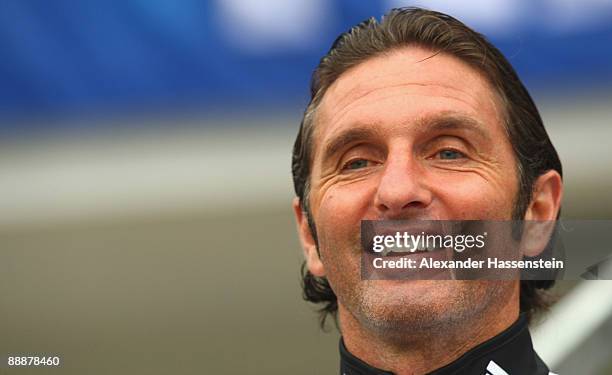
top-left (379, 240), bottom-right (449, 255)
top-left (382, 243), bottom-right (430, 255)
top-left (383, 244), bottom-right (403, 255)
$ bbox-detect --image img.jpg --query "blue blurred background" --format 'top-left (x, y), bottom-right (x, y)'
top-left (1, 1), bottom-right (612, 374)
top-left (1, 0), bottom-right (612, 127)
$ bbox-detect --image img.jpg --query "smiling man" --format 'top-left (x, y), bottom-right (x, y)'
top-left (291, 7), bottom-right (563, 375)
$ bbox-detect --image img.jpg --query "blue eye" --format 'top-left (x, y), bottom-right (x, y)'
top-left (345, 159), bottom-right (369, 170)
top-left (438, 149), bottom-right (464, 160)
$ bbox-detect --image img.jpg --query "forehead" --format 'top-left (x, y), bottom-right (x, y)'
top-left (313, 46), bottom-right (505, 148)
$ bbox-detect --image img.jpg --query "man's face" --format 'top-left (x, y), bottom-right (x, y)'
top-left (306, 47), bottom-right (520, 331)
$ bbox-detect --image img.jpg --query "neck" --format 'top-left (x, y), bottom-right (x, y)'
top-left (339, 284), bottom-right (520, 375)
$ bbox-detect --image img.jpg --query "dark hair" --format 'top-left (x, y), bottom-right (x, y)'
top-left (291, 7), bottom-right (562, 328)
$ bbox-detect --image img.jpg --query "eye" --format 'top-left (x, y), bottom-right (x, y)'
top-left (437, 149), bottom-right (465, 160)
top-left (343, 159), bottom-right (370, 170)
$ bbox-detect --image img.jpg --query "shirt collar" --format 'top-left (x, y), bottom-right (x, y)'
top-left (339, 314), bottom-right (551, 375)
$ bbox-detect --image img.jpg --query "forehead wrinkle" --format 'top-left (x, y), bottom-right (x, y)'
top-left (320, 53), bottom-right (503, 133)
top-left (333, 79), bottom-right (482, 112)
top-left (322, 81), bottom-right (487, 136)
top-left (324, 54), bottom-right (486, 114)
top-left (329, 81), bottom-right (464, 118)
top-left (323, 46), bottom-right (441, 107)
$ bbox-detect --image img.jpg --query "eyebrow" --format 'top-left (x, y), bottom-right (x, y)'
top-left (321, 126), bottom-right (382, 163)
top-left (319, 113), bottom-right (493, 163)
top-left (421, 114), bottom-right (492, 142)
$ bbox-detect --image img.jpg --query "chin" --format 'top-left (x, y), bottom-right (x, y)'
top-left (353, 280), bottom-right (505, 335)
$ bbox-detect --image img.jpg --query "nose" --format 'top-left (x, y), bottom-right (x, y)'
top-left (374, 156), bottom-right (433, 219)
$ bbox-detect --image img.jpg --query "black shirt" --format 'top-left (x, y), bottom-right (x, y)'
top-left (340, 315), bottom-right (554, 375)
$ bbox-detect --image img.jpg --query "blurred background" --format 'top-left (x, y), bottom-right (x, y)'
top-left (1, 0), bottom-right (612, 374)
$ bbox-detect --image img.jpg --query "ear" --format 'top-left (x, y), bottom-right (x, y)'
top-left (293, 197), bottom-right (326, 277)
top-left (521, 170), bottom-right (563, 257)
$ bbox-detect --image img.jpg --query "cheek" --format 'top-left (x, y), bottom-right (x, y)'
top-left (314, 181), bottom-right (377, 254)
top-left (315, 180), bottom-right (377, 227)
top-left (314, 184), bottom-right (373, 300)
top-left (433, 173), bottom-right (517, 219)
